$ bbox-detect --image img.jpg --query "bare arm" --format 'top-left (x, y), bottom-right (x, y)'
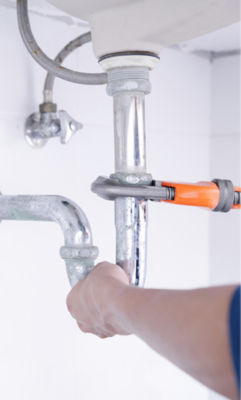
top-left (66, 262), bottom-right (238, 399)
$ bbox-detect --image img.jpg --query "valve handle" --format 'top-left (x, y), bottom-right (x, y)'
top-left (58, 110), bottom-right (83, 144)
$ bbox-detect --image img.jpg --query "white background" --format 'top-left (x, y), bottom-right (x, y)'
top-left (0, 2), bottom-right (240, 399)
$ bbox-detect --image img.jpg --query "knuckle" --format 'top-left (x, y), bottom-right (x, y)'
top-left (98, 334), bottom-right (107, 339)
top-left (77, 322), bottom-right (89, 333)
top-left (95, 261), bottom-right (108, 269)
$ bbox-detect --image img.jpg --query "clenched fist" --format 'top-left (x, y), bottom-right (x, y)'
top-left (66, 262), bottom-right (130, 338)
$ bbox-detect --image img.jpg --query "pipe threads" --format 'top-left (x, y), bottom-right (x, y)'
top-left (107, 67), bottom-right (151, 95)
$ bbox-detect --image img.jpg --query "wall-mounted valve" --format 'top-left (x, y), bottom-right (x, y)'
top-left (17, 1), bottom-right (107, 148)
top-left (25, 102), bottom-right (83, 148)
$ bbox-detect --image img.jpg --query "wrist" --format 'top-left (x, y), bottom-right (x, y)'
top-left (86, 262), bottom-right (133, 336)
top-left (106, 282), bottom-right (134, 335)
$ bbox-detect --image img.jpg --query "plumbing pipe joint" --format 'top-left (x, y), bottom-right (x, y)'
top-left (107, 66), bottom-right (151, 97)
top-left (0, 194), bottom-right (98, 286)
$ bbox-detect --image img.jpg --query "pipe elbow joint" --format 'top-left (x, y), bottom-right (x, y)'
top-left (0, 194), bottom-right (98, 287)
top-left (43, 195), bottom-right (99, 286)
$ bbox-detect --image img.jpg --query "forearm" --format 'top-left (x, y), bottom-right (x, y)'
top-left (110, 284), bottom-right (238, 399)
top-left (67, 263), bottom-right (238, 399)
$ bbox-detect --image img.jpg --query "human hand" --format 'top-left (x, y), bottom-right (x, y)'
top-left (66, 261), bottom-right (130, 338)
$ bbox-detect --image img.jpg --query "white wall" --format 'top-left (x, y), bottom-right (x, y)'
top-left (209, 54), bottom-right (241, 400)
top-left (210, 54), bottom-right (241, 286)
top-left (0, 4), bottom-right (239, 400)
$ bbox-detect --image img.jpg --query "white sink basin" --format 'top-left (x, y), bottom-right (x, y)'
top-left (47, 0), bottom-right (240, 58)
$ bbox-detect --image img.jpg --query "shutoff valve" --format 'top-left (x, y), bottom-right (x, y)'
top-left (25, 102), bottom-right (83, 148)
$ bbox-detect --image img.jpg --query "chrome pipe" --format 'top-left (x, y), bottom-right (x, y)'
top-left (115, 197), bottom-right (148, 286)
top-left (107, 67), bottom-right (151, 286)
top-left (113, 93), bottom-right (146, 173)
top-left (0, 195), bottom-right (98, 286)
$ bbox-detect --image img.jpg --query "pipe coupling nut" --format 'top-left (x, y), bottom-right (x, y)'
top-left (110, 172), bottom-right (152, 185)
top-left (60, 245), bottom-right (99, 261)
top-left (60, 245), bottom-right (99, 284)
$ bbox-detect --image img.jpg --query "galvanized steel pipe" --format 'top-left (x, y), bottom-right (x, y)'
top-left (0, 195), bottom-right (98, 286)
top-left (107, 67), bottom-right (151, 286)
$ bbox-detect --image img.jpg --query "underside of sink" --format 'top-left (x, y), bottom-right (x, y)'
top-left (47, 0), bottom-right (240, 59)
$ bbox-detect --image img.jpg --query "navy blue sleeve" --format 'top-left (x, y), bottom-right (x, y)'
top-left (229, 286), bottom-right (240, 394)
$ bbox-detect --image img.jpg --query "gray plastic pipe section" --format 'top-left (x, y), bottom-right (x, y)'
top-left (16, 0), bottom-right (107, 85)
top-left (0, 195), bottom-right (98, 286)
top-left (43, 32), bottom-right (92, 102)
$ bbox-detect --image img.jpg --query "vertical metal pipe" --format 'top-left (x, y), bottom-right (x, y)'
top-left (115, 197), bottom-right (147, 286)
top-left (109, 71), bottom-right (151, 286)
top-left (113, 93), bottom-right (146, 173)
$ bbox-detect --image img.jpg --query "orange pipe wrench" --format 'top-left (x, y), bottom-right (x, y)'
top-left (161, 179), bottom-right (241, 212)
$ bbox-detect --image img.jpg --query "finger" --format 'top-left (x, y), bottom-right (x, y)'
top-left (77, 322), bottom-right (90, 333)
top-left (66, 281), bottom-right (84, 318)
top-left (95, 325), bottom-right (115, 338)
top-left (95, 261), bottom-right (129, 284)
top-left (98, 334), bottom-right (108, 339)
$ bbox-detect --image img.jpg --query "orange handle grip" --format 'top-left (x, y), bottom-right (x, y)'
top-left (162, 181), bottom-right (240, 210)
top-left (233, 187), bottom-right (241, 209)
